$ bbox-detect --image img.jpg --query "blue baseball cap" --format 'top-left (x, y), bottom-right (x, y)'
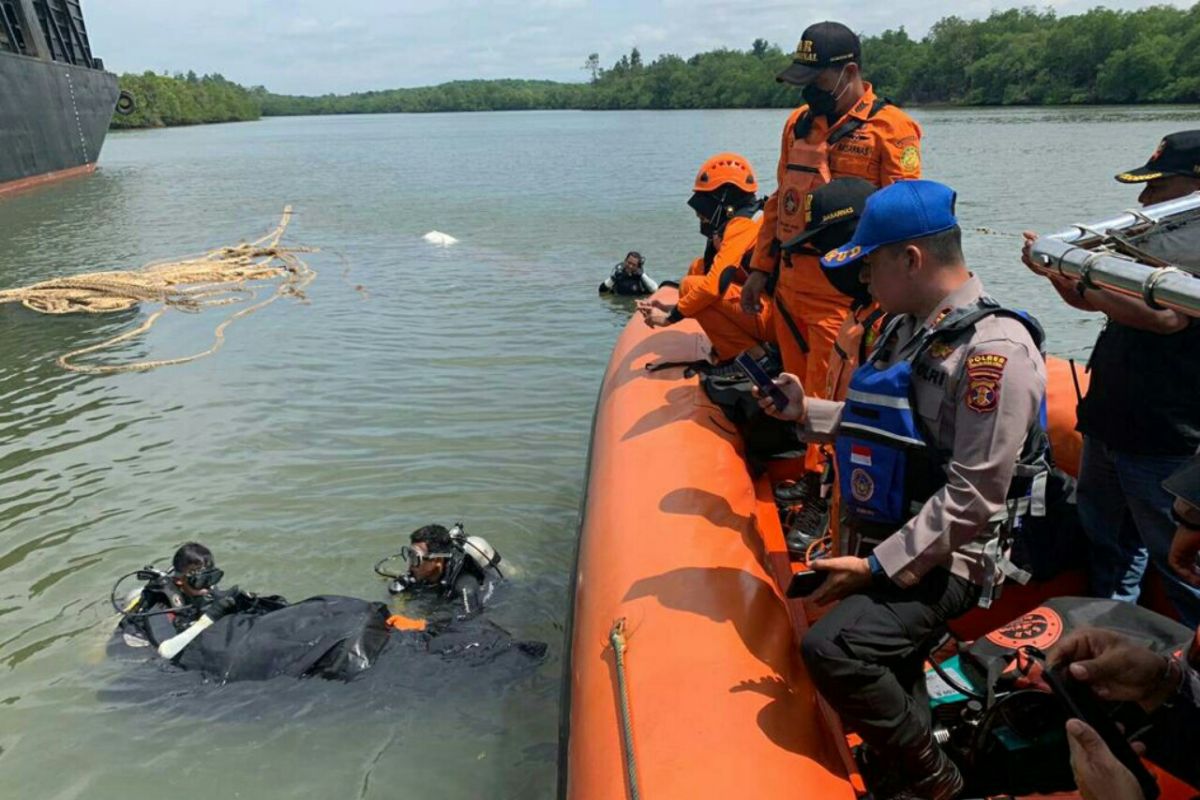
top-left (820, 180), bottom-right (958, 269)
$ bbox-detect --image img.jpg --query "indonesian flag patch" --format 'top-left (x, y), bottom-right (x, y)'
top-left (965, 353), bottom-right (1007, 413)
top-left (850, 443), bottom-right (872, 466)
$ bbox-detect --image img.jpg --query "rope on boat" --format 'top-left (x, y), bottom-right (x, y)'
top-left (0, 206), bottom-right (315, 374)
top-left (609, 617), bottom-right (641, 800)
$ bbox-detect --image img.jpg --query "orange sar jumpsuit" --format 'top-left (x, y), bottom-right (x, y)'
top-left (676, 213), bottom-right (772, 360)
top-left (750, 83), bottom-right (922, 398)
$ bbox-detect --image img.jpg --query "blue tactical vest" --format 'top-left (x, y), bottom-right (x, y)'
top-left (835, 298), bottom-right (1047, 529)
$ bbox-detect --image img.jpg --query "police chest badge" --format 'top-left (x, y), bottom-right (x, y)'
top-left (928, 341), bottom-right (955, 361)
top-left (965, 353), bottom-right (1007, 413)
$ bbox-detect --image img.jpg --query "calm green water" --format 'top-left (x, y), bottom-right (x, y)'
top-left (1, 106), bottom-right (1199, 799)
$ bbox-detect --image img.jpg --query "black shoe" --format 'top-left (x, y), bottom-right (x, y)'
top-left (784, 496), bottom-right (830, 558)
top-left (884, 736), bottom-right (963, 800)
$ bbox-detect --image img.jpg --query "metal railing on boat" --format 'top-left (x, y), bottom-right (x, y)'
top-left (1029, 193), bottom-right (1200, 318)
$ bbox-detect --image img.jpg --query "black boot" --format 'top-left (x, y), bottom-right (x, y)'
top-left (884, 732), bottom-right (963, 800)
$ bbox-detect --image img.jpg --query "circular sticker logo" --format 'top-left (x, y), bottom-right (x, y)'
top-left (985, 607), bottom-right (1064, 651)
top-left (782, 188), bottom-right (801, 217)
top-left (850, 468), bottom-right (875, 502)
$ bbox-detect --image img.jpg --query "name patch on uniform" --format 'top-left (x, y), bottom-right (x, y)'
top-left (850, 444), bottom-right (872, 466)
top-left (851, 467), bottom-right (875, 501)
top-left (965, 353), bottom-right (1007, 414)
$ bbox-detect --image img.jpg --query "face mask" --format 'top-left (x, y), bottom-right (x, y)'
top-left (801, 66), bottom-right (850, 119)
top-left (699, 217), bottom-right (714, 237)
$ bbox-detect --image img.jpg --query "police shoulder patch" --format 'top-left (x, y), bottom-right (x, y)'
top-left (964, 353), bottom-right (1007, 413)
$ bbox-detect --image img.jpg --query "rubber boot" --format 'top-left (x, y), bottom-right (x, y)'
top-left (884, 731), bottom-right (963, 800)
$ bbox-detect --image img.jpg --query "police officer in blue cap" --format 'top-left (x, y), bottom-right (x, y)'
top-left (762, 180), bottom-right (1048, 800)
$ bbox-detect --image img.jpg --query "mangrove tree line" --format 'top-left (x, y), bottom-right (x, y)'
top-left (113, 4), bottom-right (1200, 127)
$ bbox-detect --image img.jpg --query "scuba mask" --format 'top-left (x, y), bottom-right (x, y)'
top-left (181, 566), bottom-right (224, 592)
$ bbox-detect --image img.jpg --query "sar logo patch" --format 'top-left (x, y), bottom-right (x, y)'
top-left (965, 353), bottom-right (1007, 413)
top-left (850, 468), bottom-right (875, 502)
top-left (783, 188), bottom-right (801, 217)
top-left (985, 607), bottom-right (1064, 650)
top-left (900, 145), bottom-right (920, 174)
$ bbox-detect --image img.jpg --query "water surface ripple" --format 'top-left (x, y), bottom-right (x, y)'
top-left (0, 106), bottom-right (1197, 798)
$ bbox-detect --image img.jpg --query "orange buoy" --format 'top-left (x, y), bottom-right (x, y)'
top-left (562, 288), bottom-right (853, 799)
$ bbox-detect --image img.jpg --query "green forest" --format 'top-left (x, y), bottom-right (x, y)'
top-left (113, 4), bottom-right (1200, 128)
top-left (111, 71), bottom-right (261, 128)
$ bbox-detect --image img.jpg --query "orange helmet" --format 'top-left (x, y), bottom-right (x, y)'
top-left (693, 152), bottom-right (757, 194)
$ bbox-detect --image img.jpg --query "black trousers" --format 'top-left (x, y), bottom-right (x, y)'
top-left (801, 568), bottom-right (982, 753)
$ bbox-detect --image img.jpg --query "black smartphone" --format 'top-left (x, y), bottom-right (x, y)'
top-left (735, 352), bottom-right (790, 412)
top-left (1042, 664), bottom-right (1160, 800)
top-left (786, 567), bottom-right (828, 598)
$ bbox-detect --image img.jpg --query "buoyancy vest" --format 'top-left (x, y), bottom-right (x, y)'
top-left (826, 302), bottom-right (887, 401)
top-left (835, 298), bottom-right (1049, 530)
top-left (608, 265), bottom-right (654, 296)
top-left (774, 98), bottom-right (890, 246)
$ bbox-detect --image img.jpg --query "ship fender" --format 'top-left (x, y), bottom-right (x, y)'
top-left (115, 91), bottom-right (136, 116)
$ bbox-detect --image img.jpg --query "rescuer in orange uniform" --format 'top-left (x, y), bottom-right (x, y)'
top-left (640, 152), bottom-right (772, 360)
top-left (740, 21), bottom-right (922, 397)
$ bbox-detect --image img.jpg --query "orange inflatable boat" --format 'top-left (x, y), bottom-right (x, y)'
top-left (560, 289), bottom-right (1101, 799)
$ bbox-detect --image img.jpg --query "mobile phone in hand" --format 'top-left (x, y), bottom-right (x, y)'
top-left (786, 567), bottom-right (828, 598)
top-left (735, 352), bottom-right (789, 412)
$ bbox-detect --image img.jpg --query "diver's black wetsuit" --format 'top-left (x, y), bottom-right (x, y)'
top-left (118, 584), bottom-right (281, 649)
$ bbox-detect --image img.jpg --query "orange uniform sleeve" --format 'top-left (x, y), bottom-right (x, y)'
top-left (677, 216), bottom-right (762, 318)
top-left (873, 109), bottom-right (923, 186)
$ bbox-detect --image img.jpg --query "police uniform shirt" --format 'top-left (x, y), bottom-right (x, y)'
top-left (801, 275), bottom-right (1046, 587)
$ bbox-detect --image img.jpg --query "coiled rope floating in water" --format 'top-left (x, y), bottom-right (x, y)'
top-left (0, 206), bottom-right (314, 374)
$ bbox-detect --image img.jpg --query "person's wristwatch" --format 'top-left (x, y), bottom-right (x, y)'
top-left (867, 553), bottom-right (890, 588)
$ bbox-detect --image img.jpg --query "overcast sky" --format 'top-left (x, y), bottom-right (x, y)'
top-left (85, 1), bottom-right (1188, 95)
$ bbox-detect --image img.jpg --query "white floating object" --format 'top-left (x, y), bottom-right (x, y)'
top-left (422, 231), bottom-right (459, 247)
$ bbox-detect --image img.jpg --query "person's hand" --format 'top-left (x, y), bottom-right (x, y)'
top-left (644, 308), bottom-right (671, 328)
top-left (1168, 527), bottom-right (1200, 588)
top-left (206, 595), bottom-right (239, 620)
top-left (741, 270), bottom-right (768, 314)
top-left (753, 372), bottom-right (807, 421)
top-left (1066, 718), bottom-right (1145, 800)
top-left (1021, 231), bottom-right (1048, 276)
top-left (808, 556), bottom-right (872, 606)
top-left (1051, 627), bottom-right (1177, 712)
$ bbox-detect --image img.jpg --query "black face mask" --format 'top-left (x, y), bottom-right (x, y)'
top-left (801, 67), bottom-right (849, 121)
top-left (802, 83), bottom-right (838, 118)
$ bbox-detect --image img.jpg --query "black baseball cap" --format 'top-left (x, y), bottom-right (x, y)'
top-left (1115, 130), bottom-right (1200, 183)
top-left (782, 177), bottom-right (876, 252)
top-left (776, 21), bottom-right (861, 85)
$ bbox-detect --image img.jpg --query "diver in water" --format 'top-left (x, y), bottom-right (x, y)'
top-left (115, 542), bottom-right (284, 655)
top-left (379, 523), bottom-right (504, 617)
top-left (599, 251), bottom-right (658, 296)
